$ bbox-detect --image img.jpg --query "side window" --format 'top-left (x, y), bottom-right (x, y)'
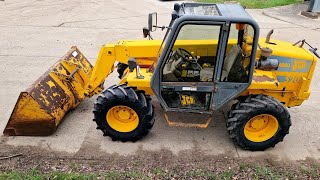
top-left (162, 24), bottom-right (222, 82)
top-left (220, 23), bottom-right (255, 83)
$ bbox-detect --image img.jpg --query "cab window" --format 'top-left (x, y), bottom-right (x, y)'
top-left (162, 24), bottom-right (222, 82)
top-left (220, 23), bottom-right (255, 83)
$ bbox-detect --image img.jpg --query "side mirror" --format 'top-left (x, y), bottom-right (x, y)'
top-left (148, 12), bottom-right (157, 32)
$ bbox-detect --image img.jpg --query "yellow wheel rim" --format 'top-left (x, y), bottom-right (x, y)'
top-left (106, 105), bottom-right (139, 133)
top-left (244, 114), bottom-right (279, 142)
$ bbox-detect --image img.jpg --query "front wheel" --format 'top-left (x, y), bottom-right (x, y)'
top-left (93, 84), bottom-right (155, 142)
top-left (226, 94), bottom-right (291, 151)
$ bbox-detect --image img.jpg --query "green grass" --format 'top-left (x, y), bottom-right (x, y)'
top-left (254, 166), bottom-right (280, 179)
top-left (0, 164), bottom-right (319, 179)
top-left (104, 171), bottom-right (121, 180)
top-left (0, 169), bottom-right (98, 180)
top-left (218, 170), bottom-right (235, 180)
top-left (150, 167), bottom-right (166, 177)
top-left (300, 165), bottom-right (320, 178)
top-left (0, 170), bottom-right (148, 180)
top-left (184, 169), bottom-right (217, 179)
top-left (196, 0), bottom-right (303, 9)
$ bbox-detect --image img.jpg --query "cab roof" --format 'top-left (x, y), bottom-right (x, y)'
top-left (178, 3), bottom-right (253, 19)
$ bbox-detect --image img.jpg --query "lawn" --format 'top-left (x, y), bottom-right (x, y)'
top-left (0, 163), bottom-right (319, 180)
top-left (196, 0), bottom-right (303, 9)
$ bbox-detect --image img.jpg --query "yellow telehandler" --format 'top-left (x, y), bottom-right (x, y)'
top-left (4, 3), bottom-right (319, 151)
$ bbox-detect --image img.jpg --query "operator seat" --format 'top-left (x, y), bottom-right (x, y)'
top-left (221, 45), bottom-right (242, 81)
top-left (163, 59), bottom-right (182, 82)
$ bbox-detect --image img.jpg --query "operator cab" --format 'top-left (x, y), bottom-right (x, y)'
top-left (150, 3), bottom-right (259, 113)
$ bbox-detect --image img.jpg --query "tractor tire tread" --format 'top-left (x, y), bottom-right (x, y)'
top-left (93, 85), bottom-right (155, 142)
top-left (226, 94), bottom-right (291, 151)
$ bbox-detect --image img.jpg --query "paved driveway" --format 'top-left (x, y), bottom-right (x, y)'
top-left (0, 0), bottom-right (319, 161)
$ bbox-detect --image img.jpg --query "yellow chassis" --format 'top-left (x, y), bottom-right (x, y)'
top-left (90, 38), bottom-right (317, 108)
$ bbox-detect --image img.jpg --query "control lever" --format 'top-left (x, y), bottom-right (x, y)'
top-left (293, 39), bottom-right (320, 58)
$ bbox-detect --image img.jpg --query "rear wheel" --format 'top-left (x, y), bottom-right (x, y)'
top-left (93, 84), bottom-right (155, 142)
top-left (226, 94), bottom-right (291, 151)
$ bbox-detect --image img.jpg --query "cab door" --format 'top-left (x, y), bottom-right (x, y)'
top-left (154, 21), bottom-right (226, 113)
top-left (151, 20), bottom-right (259, 113)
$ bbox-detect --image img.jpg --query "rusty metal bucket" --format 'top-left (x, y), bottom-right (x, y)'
top-left (3, 47), bottom-right (93, 136)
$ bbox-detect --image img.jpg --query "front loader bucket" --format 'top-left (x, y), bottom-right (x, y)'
top-left (4, 47), bottom-right (93, 136)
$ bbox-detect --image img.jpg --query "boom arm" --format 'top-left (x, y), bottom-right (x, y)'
top-left (84, 40), bottom-right (162, 96)
top-left (85, 44), bottom-right (117, 96)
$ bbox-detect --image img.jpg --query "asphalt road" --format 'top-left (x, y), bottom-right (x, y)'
top-left (0, 0), bottom-right (319, 161)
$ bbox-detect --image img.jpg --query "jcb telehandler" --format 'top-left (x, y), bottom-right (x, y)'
top-left (4, 3), bottom-right (319, 151)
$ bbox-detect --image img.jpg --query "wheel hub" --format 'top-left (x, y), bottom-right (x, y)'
top-left (244, 114), bottom-right (279, 142)
top-left (249, 116), bottom-right (268, 131)
top-left (118, 109), bottom-right (131, 121)
top-left (106, 105), bottom-right (139, 132)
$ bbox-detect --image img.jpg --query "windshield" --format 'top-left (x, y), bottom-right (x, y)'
top-left (149, 22), bottom-right (222, 72)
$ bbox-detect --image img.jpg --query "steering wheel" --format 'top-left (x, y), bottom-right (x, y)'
top-left (176, 48), bottom-right (197, 62)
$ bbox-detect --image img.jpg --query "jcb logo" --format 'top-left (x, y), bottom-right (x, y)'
top-left (180, 95), bottom-right (195, 106)
top-left (292, 60), bottom-right (307, 71)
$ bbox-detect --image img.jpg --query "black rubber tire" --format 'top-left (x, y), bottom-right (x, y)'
top-left (226, 94), bottom-right (291, 151)
top-left (93, 84), bottom-right (155, 142)
top-left (117, 63), bottom-right (128, 79)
